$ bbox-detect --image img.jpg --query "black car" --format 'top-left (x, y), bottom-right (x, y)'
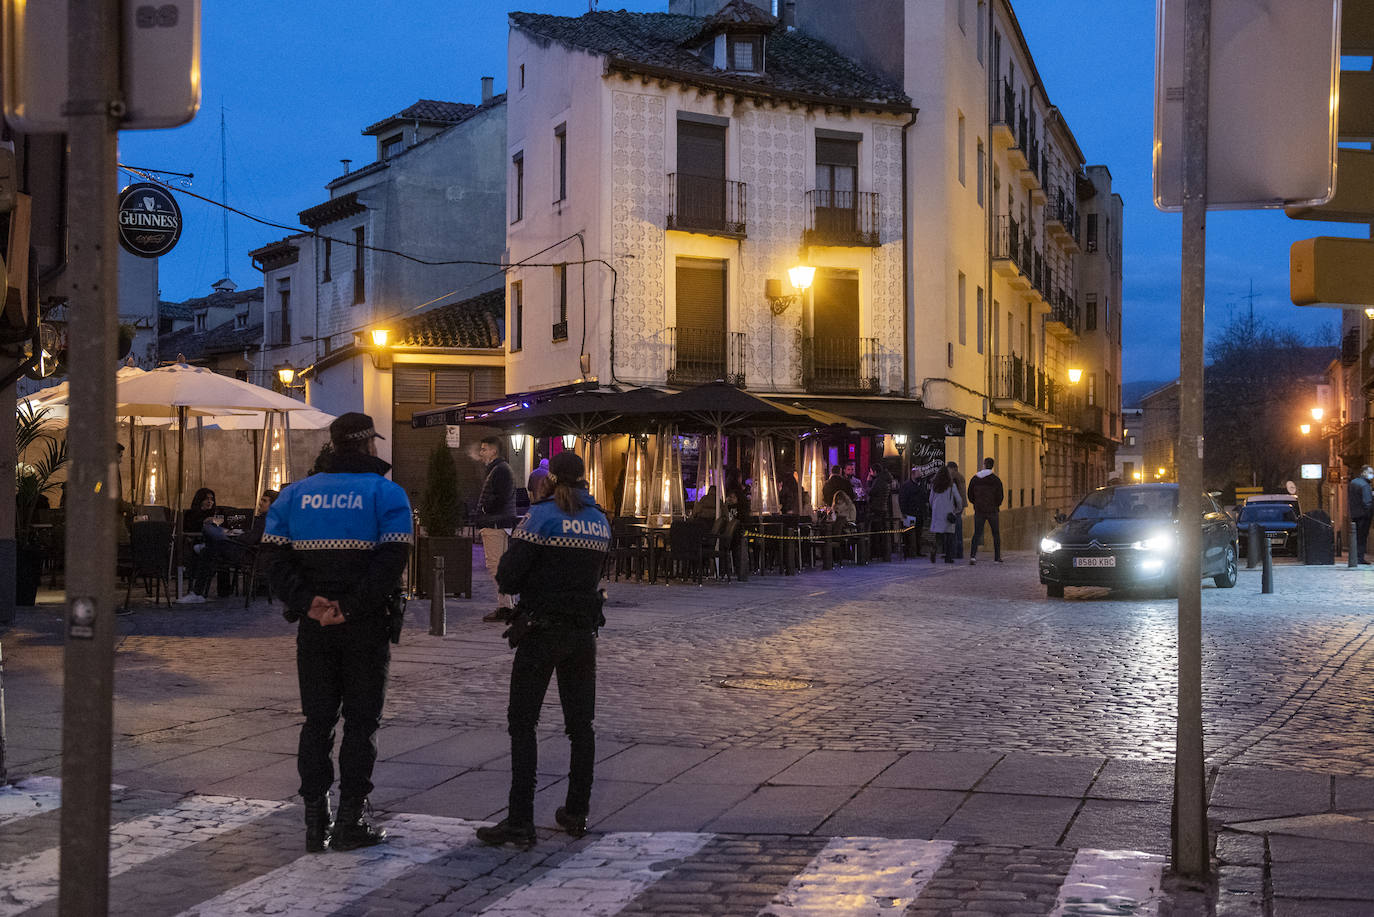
top-left (1235, 502), bottom-right (1300, 557)
top-left (1038, 484), bottom-right (1239, 598)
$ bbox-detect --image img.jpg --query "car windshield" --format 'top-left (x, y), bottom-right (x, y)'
top-left (1239, 505), bottom-right (1297, 523)
top-left (1069, 487), bottom-right (1177, 521)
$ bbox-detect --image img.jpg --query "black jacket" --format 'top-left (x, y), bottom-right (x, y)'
top-left (821, 473), bottom-right (856, 508)
top-left (264, 451), bottom-right (413, 624)
top-left (967, 471), bottom-right (1005, 514)
top-left (496, 492), bottom-right (609, 629)
top-left (475, 457), bottom-right (517, 527)
top-left (899, 477), bottom-right (929, 517)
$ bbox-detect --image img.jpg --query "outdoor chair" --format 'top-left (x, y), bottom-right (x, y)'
top-left (122, 520), bottom-right (173, 610)
top-left (703, 517), bottom-right (737, 581)
top-left (666, 519), bottom-right (707, 584)
top-left (607, 518), bottom-right (649, 582)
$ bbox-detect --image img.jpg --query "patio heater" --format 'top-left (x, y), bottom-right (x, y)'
top-left (576, 435), bottom-right (612, 510)
top-left (801, 437), bottom-right (826, 516)
top-left (696, 433), bottom-right (724, 505)
top-left (750, 435), bottom-right (781, 516)
top-left (648, 426), bottom-right (685, 524)
top-left (620, 435), bottom-right (649, 518)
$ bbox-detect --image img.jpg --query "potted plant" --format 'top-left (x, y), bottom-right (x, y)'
top-left (415, 442), bottom-right (471, 598)
top-left (14, 402), bottom-right (68, 606)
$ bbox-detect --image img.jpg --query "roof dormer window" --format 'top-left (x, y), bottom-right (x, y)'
top-left (381, 133), bottom-right (403, 159)
top-left (727, 35), bottom-right (762, 73)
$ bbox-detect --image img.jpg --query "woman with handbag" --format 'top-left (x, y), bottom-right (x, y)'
top-left (477, 451), bottom-right (611, 849)
top-left (927, 465), bottom-right (964, 564)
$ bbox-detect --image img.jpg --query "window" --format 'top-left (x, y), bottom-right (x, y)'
top-left (195, 313), bottom-right (205, 331)
top-left (512, 151), bottom-right (524, 223)
top-left (510, 281), bottom-right (523, 353)
top-left (976, 285), bottom-right (985, 353)
top-left (274, 278), bottom-right (291, 344)
top-left (957, 272), bottom-right (967, 345)
top-left (1087, 372), bottom-right (1098, 406)
top-left (976, 140), bottom-right (985, 205)
top-left (235, 314), bottom-right (247, 330)
top-left (321, 236), bottom-right (331, 282)
top-left (553, 264), bottom-right (568, 340)
top-left (957, 114), bottom-right (966, 186)
top-left (381, 133), bottom-right (403, 159)
top-left (1085, 292), bottom-right (1098, 331)
top-left (728, 36), bottom-right (762, 72)
top-left (352, 227), bottom-right (365, 305)
top-left (976, 429), bottom-right (984, 465)
top-left (1086, 212), bottom-right (1098, 252)
top-left (554, 123), bottom-right (567, 203)
top-left (992, 298), bottom-right (1001, 354)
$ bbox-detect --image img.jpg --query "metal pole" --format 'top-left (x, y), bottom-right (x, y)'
top-left (429, 556), bottom-right (446, 636)
top-left (60, 0), bottom-right (121, 911)
top-left (1261, 534), bottom-right (1274, 594)
top-left (1173, 0), bottom-right (1211, 881)
top-left (0, 642), bottom-right (8, 784)
top-left (1247, 524), bottom-right (1260, 569)
top-left (0, 378), bottom-right (16, 628)
top-left (1349, 522), bottom-right (1359, 568)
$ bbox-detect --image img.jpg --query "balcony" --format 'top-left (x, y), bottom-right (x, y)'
top-left (991, 354), bottom-right (1055, 422)
top-left (991, 79), bottom-right (1021, 153)
top-left (993, 215), bottom-right (1032, 290)
top-left (667, 173), bottom-right (747, 238)
top-left (1076, 403), bottom-right (1107, 440)
top-left (665, 327), bottom-right (746, 387)
top-left (803, 190), bottom-right (881, 247)
top-left (802, 336), bottom-right (880, 393)
top-left (1046, 297), bottom-right (1080, 341)
top-left (1045, 189), bottom-right (1078, 248)
top-left (1339, 421), bottom-right (1365, 461)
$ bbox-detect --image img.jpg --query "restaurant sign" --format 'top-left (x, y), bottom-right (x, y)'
top-left (117, 182), bottom-right (183, 258)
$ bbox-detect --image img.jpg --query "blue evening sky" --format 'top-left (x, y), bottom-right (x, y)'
top-left (117, 0), bottom-right (1349, 383)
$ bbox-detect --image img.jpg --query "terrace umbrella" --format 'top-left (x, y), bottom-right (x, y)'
top-left (451, 386), bottom-right (668, 439)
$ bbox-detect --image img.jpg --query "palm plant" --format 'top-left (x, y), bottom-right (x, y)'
top-left (15, 401), bottom-right (68, 542)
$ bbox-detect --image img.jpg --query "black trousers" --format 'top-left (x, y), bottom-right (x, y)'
top-left (506, 626), bottom-right (597, 826)
top-left (296, 618), bottom-right (390, 801)
top-left (1356, 514), bottom-right (1372, 562)
top-left (970, 511), bottom-right (1001, 560)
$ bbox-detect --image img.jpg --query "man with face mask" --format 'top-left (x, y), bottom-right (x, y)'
top-left (1349, 465), bottom-right (1374, 564)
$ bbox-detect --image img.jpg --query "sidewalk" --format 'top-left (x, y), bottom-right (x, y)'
top-left (3, 552), bottom-right (1374, 913)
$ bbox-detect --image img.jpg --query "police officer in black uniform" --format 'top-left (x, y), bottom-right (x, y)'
top-left (476, 451), bottom-right (611, 848)
top-left (263, 412), bottom-right (413, 853)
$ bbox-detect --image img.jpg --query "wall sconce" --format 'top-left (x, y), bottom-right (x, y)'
top-left (1067, 367), bottom-right (1083, 384)
top-left (562, 433), bottom-right (578, 450)
top-left (1132, 471), bottom-right (1143, 481)
top-left (510, 433), bottom-right (527, 453)
top-left (367, 327), bottom-right (392, 369)
top-left (1366, 308), bottom-right (1374, 320)
top-left (1300, 423), bottom-right (1312, 435)
top-left (765, 264), bottom-right (816, 315)
top-left (370, 328), bottom-right (390, 347)
top-left (277, 366), bottom-right (297, 387)
top-left (1311, 407), bottom-right (1324, 422)
top-left (892, 434), bottom-right (908, 447)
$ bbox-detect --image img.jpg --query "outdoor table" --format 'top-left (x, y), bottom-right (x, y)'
top-left (625, 523), bottom-right (672, 583)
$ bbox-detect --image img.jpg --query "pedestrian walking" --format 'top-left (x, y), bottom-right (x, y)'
top-left (475, 435), bottom-right (519, 623)
top-left (928, 465), bottom-right (964, 564)
top-left (946, 461), bottom-right (966, 558)
top-left (898, 467), bottom-right (929, 555)
top-left (264, 412), bottom-right (413, 854)
top-left (966, 457), bottom-right (1004, 564)
top-left (476, 452), bottom-right (611, 849)
top-left (1349, 465), bottom-right (1373, 564)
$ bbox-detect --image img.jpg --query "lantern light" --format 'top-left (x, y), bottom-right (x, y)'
top-left (277, 366), bottom-right (296, 386)
top-left (787, 264), bottom-right (815, 292)
top-left (1300, 423), bottom-right (1312, 435)
top-left (562, 433), bottom-right (577, 450)
top-left (370, 328), bottom-right (390, 347)
top-left (510, 433), bottom-right (527, 453)
top-left (1311, 407), bottom-right (1324, 422)
top-left (1067, 367), bottom-right (1083, 384)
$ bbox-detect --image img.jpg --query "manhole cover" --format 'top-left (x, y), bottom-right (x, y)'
top-left (718, 676), bottom-right (813, 691)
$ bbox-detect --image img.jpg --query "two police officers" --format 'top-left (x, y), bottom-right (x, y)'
top-left (264, 412), bottom-right (413, 852)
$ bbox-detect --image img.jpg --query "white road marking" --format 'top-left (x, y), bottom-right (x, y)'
top-left (759, 837), bottom-right (957, 915)
top-left (0, 795), bottom-right (286, 916)
top-left (476, 830), bottom-right (714, 916)
top-left (174, 813), bottom-right (477, 916)
top-left (1050, 848), bottom-right (1166, 916)
top-left (0, 776), bottom-right (65, 826)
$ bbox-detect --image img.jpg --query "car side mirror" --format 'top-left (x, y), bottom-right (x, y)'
top-left (1054, 512), bottom-right (1067, 524)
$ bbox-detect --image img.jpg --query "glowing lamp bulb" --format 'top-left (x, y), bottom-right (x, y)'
top-left (1067, 367), bottom-right (1083, 384)
top-left (277, 366), bottom-right (296, 386)
top-left (787, 265), bottom-right (815, 292)
top-left (370, 328), bottom-right (390, 347)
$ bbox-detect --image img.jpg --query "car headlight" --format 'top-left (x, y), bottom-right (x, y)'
top-left (1131, 532), bottom-right (1175, 552)
top-left (1040, 537), bottom-right (1062, 553)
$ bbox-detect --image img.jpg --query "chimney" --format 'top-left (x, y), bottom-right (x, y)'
top-left (340, 158), bottom-right (352, 174)
top-left (481, 76), bottom-right (494, 103)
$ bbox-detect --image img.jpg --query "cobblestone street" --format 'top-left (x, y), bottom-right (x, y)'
top-left (4, 552), bottom-right (1374, 913)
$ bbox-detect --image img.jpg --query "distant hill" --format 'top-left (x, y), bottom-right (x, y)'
top-left (1123, 380), bottom-right (1171, 408)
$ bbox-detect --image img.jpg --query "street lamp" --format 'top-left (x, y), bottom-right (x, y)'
top-left (1300, 423), bottom-right (1312, 435)
top-left (370, 328), bottom-right (390, 347)
top-left (509, 433), bottom-right (527, 454)
top-left (1311, 407), bottom-right (1324, 422)
top-left (1067, 367), bottom-right (1083, 385)
top-left (766, 264), bottom-right (816, 315)
top-left (562, 433), bottom-right (577, 450)
top-left (277, 366), bottom-right (296, 387)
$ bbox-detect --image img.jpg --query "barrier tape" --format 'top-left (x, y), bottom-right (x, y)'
top-left (744, 524), bottom-right (918, 543)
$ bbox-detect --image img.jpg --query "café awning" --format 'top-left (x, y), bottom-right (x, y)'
top-left (775, 395), bottom-right (965, 438)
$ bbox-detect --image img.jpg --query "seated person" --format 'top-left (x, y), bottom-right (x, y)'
top-left (180, 487), bottom-right (220, 601)
top-left (690, 485), bottom-right (719, 523)
top-left (217, 490), bottom-right (280, 567)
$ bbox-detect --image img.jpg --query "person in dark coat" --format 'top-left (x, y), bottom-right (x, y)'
top-left (966, 457), bottom-right (1005, 564)
top-left (1349, 465), bottom-right (1373, 564)
top-left (898, 467), bottom-right (929, 553)
top-left (477, 451), bottom-right (610, 849)
top-left (867, 460), bottom-right (895, 553)
top-left (179, 487), bottom-right (220, 601)
top-left (946, 461), bottom-right (967, 558)
top-left (821, 465), bottom-right (856, 509)
top-left (476, 436), bottom-right (519, 622)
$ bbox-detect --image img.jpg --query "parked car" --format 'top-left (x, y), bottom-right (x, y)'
top-left (1236, 502), bottom-right (1301, 556)
top-left (1038, 484), bottom-right (1239, 598)
top-left (1243, 493), bottom-right (1301, 514)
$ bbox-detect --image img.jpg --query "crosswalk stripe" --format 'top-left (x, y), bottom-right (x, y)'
top-left (0, 776), bottom-right (64, 826)
top-left (0, 795), bottom-right (286, 917)
top-left (172, 813), bottom-right (477, 917)
top-left (476, 831), bottom-right (714, 916)
top-left (1050, 848), bottom-right (1165, 917)
top-left (758, 837), bottom-right (957, 916)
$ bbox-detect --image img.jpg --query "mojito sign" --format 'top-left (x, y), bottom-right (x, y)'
top-left (117, 182), bottom-right (183, 258)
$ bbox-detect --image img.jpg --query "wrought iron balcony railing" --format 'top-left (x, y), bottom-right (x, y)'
top-left (665, 327), bottom-right (746, 387)
top-left (994, 214), bottom-right (1025, 271)
top-left (803, 190), bottom-right (881, 247)
top-left (802, 336), bottom-right (879, 393)
top-left (993, 355), bottom-right (1054, 414)
top-left (666, 173), bottom-right (747, 238)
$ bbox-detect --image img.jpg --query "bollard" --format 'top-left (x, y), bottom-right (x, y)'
top-left (736, 534), bottom-right (749, 582)
top-left (1261, 532), bottom-right (1274, 594)
top-left (1246, 524), bottom-right (1260, 569)
top-left (1350, 522), bottom-right (1359, 568)
top-left (0, 642), bottom-right (7, 784)
top-left (429, 556), bottom-right (446, 636)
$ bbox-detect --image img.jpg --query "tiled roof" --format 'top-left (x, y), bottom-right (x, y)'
top-left (363, 99), bottom-right (476, 136)
top-left (299, 191), bottom-right (367, 229)
top-left (508, 9), bottom-right (909, 109)
top-left (159, 286), bottom-right (264, 316)
top-left (696, 0), bottom-right (776, 37)
top-left (158, 316), bottom-right (263, 363)
top-left (394, 287), bottom-right (504, 350)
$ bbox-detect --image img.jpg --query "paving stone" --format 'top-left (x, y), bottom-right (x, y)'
top-left (977, 753), bottom-right (1103, 797)
top-left (872, 751), bottom-right (1003, 791)
top-left (818, 786), bottom-right (965, 838)
top-left (767, 750), bottom-right (900, 787)
top-left (671, 747), bottom-right (810, 786)
top-left (705, 785), bottom-right (856, 835)
top-left (936, 794), bottom-right (1080, 847)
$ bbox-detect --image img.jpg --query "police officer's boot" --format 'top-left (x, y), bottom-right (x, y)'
top-left (303, 796), bottom-right (332, 853)
top-left (330, 796), bottom-right (387, 851)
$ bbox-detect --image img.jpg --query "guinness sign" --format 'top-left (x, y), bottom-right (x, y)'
top-left (117, 182), bottom-right (183, 258)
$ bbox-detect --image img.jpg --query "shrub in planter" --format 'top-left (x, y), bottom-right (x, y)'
top-left (14, 403), bottom-right (68, 606)
top-left (415, 443), bottom-right (471, 597)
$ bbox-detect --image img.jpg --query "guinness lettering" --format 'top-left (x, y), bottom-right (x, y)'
top-left (117, 182), bottom-right (183, 258)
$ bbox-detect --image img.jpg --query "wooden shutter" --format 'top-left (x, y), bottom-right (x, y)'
top-left (394, 366), bottom-right (432, 403)
top-left (675, 259), bottom-right (726, 333)
top-left (677, 120), bottom-right (725, 178)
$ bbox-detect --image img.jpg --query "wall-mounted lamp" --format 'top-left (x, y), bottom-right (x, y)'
top-left (277, 366), bottom-right (297, 387)
top-left (1067, 367), bottom-right (1083, 384)
top-left (1300, 423), bottom-right (1312, 436)
top-left (765, 264), bottom-right (816, 315)
top-left (1311, 407), bottom-right (1324, 422)
top-left (510, 433), bottom-right (527, 453)
top-left (562, 433), bottom-right (578, 450)
top-left (1366, 308), bottom-right (1374, 320)
top-left (371, 328), bottom-right (390, 347)
top-left (365, 327), bottom-right (393, 369)
top-left (892, 434), bottom-right (908, 447)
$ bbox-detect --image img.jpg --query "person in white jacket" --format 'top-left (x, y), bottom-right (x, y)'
top-left (927, 464), bottom-right (964, 563)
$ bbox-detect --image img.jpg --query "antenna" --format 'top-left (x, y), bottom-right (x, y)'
top-left (220, 105), bottom-right (230, 281)
top-left (1240, 278), bottom-right (1258, 331)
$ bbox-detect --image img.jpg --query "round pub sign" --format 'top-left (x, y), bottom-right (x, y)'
top-left (117, 182), bottom-right (183, 258)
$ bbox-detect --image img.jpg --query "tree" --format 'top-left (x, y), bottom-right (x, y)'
top-left (417, 443), bottom-right (461, 537)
